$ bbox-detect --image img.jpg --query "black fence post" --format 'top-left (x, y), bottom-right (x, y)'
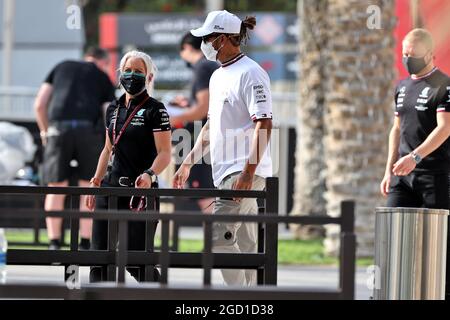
top-left (117, 220), bottom-right (128, 283)
top-left (257, 206), bottom-right (265, 285)
top-left (107, 196), bottom-right (118, 282)
top-left (65, 195), bottom-right (79, 283)
top-left (143, 221), bottom-right (157, 281)
top-left (59, 217), bottom-right (66, 247)
top-left (202, 221), bottom-right (213, 286)
top-left (33, 195), bottom-right (41, 246)
top-left (339, 200), bottom-right (356, 300)
top-left (171, 222), bottom-right (179, 252)
top-left (160, 219), bottom-right (170, 285)
top-left (143, 191), bottom-right (158, 282)
top-left (69, 195), bottom-right (79, 251)
top-left (264, 177), bottom-right (278, 285)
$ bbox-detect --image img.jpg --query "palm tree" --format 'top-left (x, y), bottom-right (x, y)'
top-left (294, 0), bottom-right (397, 256)
top-left (323, 0), bottom-right (397, 256)
top-left (291, 0), bottom-right (328, 239)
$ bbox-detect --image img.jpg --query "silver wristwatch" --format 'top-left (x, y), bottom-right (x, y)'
top-left (410, 152), bottom-right (422, 164)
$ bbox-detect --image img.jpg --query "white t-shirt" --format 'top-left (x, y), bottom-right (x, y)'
top-left (207, 55), bottom-right (273, 187)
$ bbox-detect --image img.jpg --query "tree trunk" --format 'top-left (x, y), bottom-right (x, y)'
top-left (323, 0), bottom-right (397, 256)
top-left (291, 0), bottom-right (328, 240)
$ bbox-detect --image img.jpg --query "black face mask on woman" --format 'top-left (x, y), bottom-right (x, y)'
top-left (402, 55), bottom-right (428, 75)
top-left (120, 72), bottom-right (146, 95)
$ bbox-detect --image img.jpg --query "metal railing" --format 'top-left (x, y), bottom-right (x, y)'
top-left (0, 86), bottom-right (38, 122)
top-left (0, 178), bottom-right (356, 299)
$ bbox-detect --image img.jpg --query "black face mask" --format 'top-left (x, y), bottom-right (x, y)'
top-left (402, 55), bottom-right (428, 75)
top-left (120, 72), bottom-right (146, 96)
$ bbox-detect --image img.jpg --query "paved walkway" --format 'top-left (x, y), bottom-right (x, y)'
top-left (4, 265), bottom-right (372, 300)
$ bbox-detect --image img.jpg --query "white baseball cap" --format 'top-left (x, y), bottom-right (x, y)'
top-left (191, 10), bottom-right (242, 37)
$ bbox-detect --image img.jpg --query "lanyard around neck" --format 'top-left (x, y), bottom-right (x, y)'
top-left (112, 96), bottom-right (149, 154)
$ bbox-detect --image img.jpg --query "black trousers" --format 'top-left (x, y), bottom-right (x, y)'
top-left (89, 180), bottom-right (160, 283)
top-left (387, 172), bottom-right (450, 298)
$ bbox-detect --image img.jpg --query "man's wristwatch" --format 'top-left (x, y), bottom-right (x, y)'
top-left (143, 169), bottom-right (158, 184)
top-left (410, 152), bottom-right (422, 164)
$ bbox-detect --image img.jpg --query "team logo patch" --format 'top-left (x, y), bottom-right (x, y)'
top-left (397, 86), bottom-right (406, 108)
top-left (159, 109), bottom-right (169, 125)
top-left (131, 109), bottom-right (145, 126)
top-left (253, 84), bottom-right (267, 104)
top-left (415, 87), bottom-right (430, 110)
top-left (419, 87), bottom-right (430, 98)
top-left (415, 105), bottom-right (428, 111)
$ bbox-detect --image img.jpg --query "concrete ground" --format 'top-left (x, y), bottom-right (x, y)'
top-left (3, 265), bottom-right (372, 300)
top-left (2, 226), bottom-right (372, 299)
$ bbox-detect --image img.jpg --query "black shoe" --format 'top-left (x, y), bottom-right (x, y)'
top-left (48, 239), bottom-right (61, 250)
top-left (79, 238), bottom-right (91, 251)
top-left (89, 266), bottom-right (105, 283)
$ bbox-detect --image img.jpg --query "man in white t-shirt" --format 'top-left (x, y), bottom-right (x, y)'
top-left (173, 10), bottom-right (273, 286)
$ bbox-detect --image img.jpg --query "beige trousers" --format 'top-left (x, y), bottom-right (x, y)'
top-left (212, 172), bottom-right (266, 286)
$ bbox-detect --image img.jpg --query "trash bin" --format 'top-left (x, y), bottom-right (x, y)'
top-left (374, 207), bottom-right (449, 300)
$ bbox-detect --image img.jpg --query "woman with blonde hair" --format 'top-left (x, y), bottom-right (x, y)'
top-left (86, 50), bottom-right (171, 282)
